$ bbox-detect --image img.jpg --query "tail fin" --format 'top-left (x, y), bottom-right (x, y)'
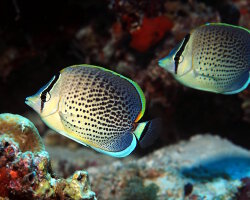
top-left (133, 118), bottom-right (162, 148)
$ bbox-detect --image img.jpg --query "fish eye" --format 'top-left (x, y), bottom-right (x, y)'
top-left (179, 55), bottom-right (184, 63)
top-left (41, 92), bottom-right (51, 102)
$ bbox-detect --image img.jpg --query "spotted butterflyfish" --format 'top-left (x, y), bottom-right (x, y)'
top-left (158, 23), bottom-right (250, 94)
top-left (25, 64), bottom-right (160, 157)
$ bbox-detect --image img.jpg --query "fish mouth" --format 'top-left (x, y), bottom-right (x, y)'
top-left (25, 95), bottom-right (42, 114)
top-left (158, 57), bottom-right (176, 74)
top-left (158, 60), bottom-right (163, 67)
top-left (25, 97), bottom-right (31, 106)
top-left (25, 96), bottom-right (35, 107)
top-left (158, 59), bottom-right (166, 68)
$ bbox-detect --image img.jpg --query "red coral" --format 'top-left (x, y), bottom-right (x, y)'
top-left (129, 16), bottom-right (173, 52)
top-left (0, 167), bottom-right (21, 196)
top-left (0, 167), bottom-right (10, 197)
top-left (9, 170), bottom-right (18, 179)
top-left (0, 139), bottom-right (34, 197)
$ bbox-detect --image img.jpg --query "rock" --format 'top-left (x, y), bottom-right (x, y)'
top-left (88, 134), bottom-right (250, 200)
top-left (0, 113), bottom-right (96, 200)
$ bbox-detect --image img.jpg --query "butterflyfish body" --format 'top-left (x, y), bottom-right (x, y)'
top-left (25, 65), bottom-right (159, 157)
top-left (159, 23), bottom-right (250, 94)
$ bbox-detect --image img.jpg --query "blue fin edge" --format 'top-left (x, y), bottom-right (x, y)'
top-left (49, 121), bottom-right (137, 158)
top-left (223, 74), bottom-right (250, 95)
top-left (90, 134), bottom-right (137, 158)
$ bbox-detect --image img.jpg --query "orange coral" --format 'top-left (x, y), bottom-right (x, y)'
top-left (130, 16), bottom-right (173, 52)
top-left (10, 170), bottom-right (18, 179)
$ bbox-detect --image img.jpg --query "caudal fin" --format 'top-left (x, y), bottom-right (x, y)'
top-left (133, 118), bottom-right (162, 149)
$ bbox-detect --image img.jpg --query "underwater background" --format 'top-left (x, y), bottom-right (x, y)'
top-left (0, 0), bottom-right (250, 199)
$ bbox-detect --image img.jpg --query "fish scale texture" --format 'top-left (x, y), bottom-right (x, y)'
top-left (192, 24), bottom-right (250, 91)
top-left (59, 65), bottom-right (143, 151)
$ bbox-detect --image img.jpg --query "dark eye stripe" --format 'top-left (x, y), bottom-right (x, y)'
top-left (174, 34), bottom-right (190, 74)
top-left (40, 73), bottom-right (60, 112)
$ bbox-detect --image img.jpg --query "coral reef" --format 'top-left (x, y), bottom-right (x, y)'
top-left (121, 176), bottom-right (159, 200)
top-left (0, 113), bottom-right (45, 153)
top-left (88, 135), bottom-right (250, 200)
top-left (109, 0), bottom-right (171, 53)
top-left (236, 177), bottom-right (250, 200)
top-left (0, 113), bottom-right (96, 200)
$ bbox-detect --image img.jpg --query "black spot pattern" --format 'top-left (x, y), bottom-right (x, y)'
top-left (192, 25), bottom-right (250, 92)
top-left (59, 66), bottom-right (142, 152)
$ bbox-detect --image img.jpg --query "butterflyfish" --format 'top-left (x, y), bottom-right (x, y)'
top-left (159, 23), bottom-right (250, 94)
top-left (25, 64), bottom-right (159, 157)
